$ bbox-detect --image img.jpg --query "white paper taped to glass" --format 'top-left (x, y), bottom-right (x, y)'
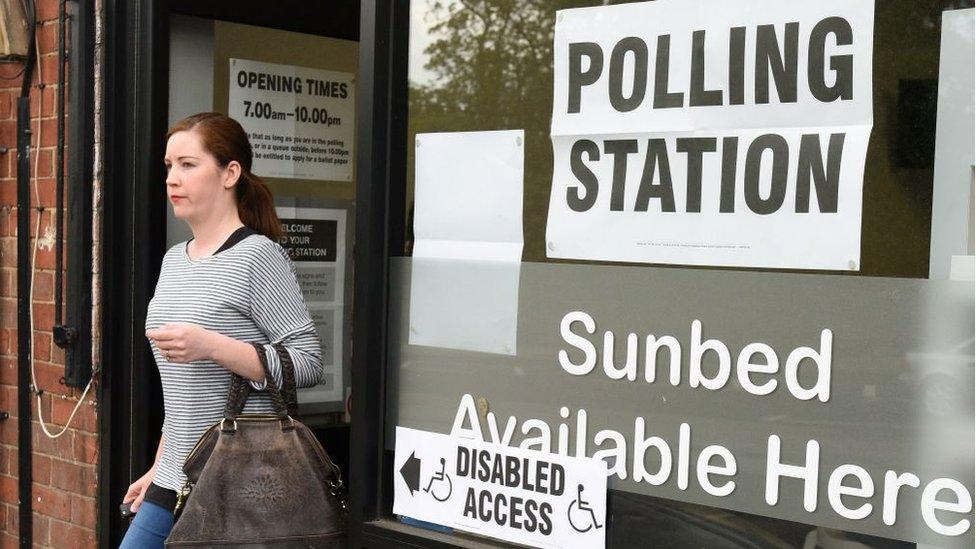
top-left (409, 130), bottom-right (525, 355)
top-left (545, 0), bottom-right (875, 270)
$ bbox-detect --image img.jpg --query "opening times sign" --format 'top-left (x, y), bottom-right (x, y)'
top-left (545, 0), bottom-right (874, 270)
top-left (229, 58), bottom-right (354, 181)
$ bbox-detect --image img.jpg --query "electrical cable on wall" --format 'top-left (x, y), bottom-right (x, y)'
top-left (25, 20), bottom-right (96, 440)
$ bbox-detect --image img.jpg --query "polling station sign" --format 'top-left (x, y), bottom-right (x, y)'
top-left (393, 427), bottom-right (608, 548)
top-left (545, 0), bottom-right (874, 270)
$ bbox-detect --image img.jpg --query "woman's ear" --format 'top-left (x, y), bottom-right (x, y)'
top-left (223, 160), bottom-right (242, 189)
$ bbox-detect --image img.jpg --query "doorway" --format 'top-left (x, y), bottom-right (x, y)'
top-left (100, 1), bottom-right (361, 546)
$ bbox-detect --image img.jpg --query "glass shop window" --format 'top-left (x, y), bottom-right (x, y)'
top-left (385, 2), bottom-right (975, 548)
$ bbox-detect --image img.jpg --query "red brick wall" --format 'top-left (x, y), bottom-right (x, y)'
top-left (0, 1), bottom-right (99, 547)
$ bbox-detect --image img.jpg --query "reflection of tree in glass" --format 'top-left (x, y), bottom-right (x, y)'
top-left (412, 0), bottom-right (562, 128)
top-left (409, 0), bottom-right (605, 260)
top-left (407, 1), bottom-right (646, 259)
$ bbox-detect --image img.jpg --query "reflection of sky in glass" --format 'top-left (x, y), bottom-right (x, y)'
top-left (409, 0), bottom-right (457, 87)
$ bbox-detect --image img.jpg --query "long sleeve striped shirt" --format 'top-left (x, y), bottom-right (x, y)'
top-left (145, 226), bottom-right (323, 491)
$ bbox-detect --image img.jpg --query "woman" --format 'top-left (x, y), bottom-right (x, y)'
top-left (119, 112), bottom-right (324, 548)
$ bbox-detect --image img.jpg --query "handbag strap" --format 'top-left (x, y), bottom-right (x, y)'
top-left (224, 342), bottom-right (298, 421)
top-left (275, 343), bottom-right (300, 417)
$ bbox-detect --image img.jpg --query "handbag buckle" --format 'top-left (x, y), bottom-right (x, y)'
top-left (174, 482), bottom-right (193, 515)
top-left (327, 478), bottom-right (348, 511)
top-left (220, 418), bottom-right (238, 433)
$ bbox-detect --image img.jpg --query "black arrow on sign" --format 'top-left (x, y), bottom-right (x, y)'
top-left (400, 451), bottom-right (421, 495)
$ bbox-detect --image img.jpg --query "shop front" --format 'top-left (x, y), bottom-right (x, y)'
top-left (101, 0), bottom-right (974, 547)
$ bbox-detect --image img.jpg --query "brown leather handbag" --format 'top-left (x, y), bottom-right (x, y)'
top-left (164, 343), bottom-right (347, 548)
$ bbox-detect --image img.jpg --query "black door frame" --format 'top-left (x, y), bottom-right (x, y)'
top-left (99, 0), bottom-right (169, 545)
top-left (99, 0), bottom-right (434, 547)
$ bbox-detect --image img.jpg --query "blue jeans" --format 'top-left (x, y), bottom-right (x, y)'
top-left (119, 500), bottom-right (174, 549)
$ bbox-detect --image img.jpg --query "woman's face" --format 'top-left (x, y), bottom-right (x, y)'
top-left (164, 130), bottom-right (239, 222)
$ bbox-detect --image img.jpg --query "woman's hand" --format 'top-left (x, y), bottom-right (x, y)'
top-left (148, 324), bottom-right (265, 381)
top-left (146, 323), bottom-right (217, 363)
top-left (122, 466), bottom-right (156, 514)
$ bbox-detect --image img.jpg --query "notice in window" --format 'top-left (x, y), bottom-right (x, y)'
top-left (229, 58), bottom-right (354, 182)
top-left (546, 0), bottom-right (874, 270)
top-left (276, 206), bottom-right (347, 404)
top-left (393, 426), bottom-right (608, 549)
top-left (409, 130), bottom-right (524, 356)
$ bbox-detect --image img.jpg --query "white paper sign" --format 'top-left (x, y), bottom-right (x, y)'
top-left (546, 0), bottom-right (874, 270)
top-left (275, 206), bottom-right (346, 404)
top-left (409, 131), bottom-right (524, 355)
top-left (928, 9), bottom-right (975, 280)
top-left (228, 58), bottom-right (354, 181)
top-left (394, 427), bottom-right (607, 548)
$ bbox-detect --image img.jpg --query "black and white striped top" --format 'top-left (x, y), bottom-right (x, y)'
top-left (145, 226), bottom-right (323, 491)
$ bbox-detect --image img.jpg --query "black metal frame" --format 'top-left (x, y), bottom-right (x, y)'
top-left (346, 1), bottom-right (391, 540)
top-left (63, 0), bottom-right (96, 390)
top-left (15, 1), bottom-right (38, 544)
top-left (169, 0), bottom-right (359, 40)
top-left (99, 0), bottom-right (170, 545)
top-left (16, 95), bottom-right (34, 549)
top-left (348, 1), bottom-right (413, 545)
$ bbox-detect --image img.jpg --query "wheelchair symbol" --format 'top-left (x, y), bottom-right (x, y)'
top-left (423, 457), bottom-right (453, 502)
top-left (567, 484), bottom-right (603, 533)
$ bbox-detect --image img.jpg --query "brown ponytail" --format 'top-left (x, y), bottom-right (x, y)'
top-left (166, 112), bottom-right (283, 243)
top-left (234, 170), bottom-right (282, 243)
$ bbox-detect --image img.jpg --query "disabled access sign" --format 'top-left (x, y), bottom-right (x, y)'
top-left (393, 426), bottom-right (608, 548)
